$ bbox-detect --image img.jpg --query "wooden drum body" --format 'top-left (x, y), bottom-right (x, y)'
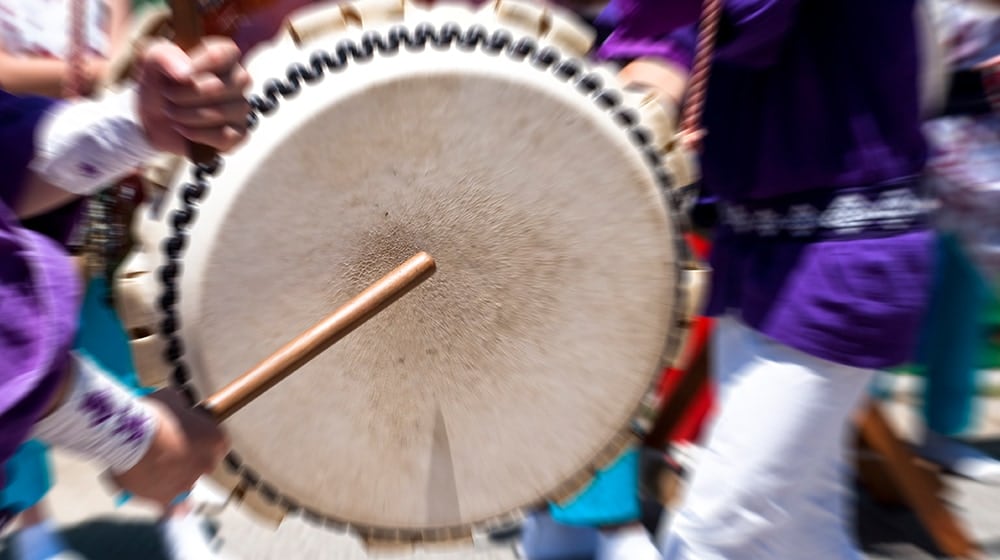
top-left (115, 0), bottom-right (705, 545)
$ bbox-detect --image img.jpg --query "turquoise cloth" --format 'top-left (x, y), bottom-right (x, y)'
top-left (1, 278), bottom-right (149, 513)
top-left (73, 278), bottom-right (152, 397)
top-left (0, 441), bottom-right (52, 512)
top-left (548, 446), bottom-right (641, 527)
top-left (916, 233), bottom-right (989, 436)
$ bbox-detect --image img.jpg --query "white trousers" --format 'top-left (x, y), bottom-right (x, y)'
top-left (660, 316), bottom-right (876, 559)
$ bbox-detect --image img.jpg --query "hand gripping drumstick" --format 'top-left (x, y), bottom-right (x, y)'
top-left (122, 2), bottom-right (436, 505)
top-left (115, 252), bottom-right (436, 504)
top-left (166, 0), bottom-right (221, 165)
top-left (200, 251), bottom-right (437, 420)
top-left (158, 4), bottom-right (441, 414)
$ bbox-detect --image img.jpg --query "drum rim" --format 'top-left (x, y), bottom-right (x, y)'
top-left (156, 21), bottom-right (692, 543)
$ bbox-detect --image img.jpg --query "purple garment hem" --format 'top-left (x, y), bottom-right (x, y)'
top-left (706, 227), bottom-right (933, 369)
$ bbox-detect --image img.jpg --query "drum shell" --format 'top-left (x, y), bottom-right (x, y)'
top-left (117, 0), bottom-right (706, 543)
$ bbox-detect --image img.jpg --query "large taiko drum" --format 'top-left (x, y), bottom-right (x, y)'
top-left (115, 0), bottom-right (705, 545)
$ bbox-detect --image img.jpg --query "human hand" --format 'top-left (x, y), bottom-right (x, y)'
top-left (111, 388), bottom-right (229, 508)
top-left (135, 37), bottom-right (252, 155)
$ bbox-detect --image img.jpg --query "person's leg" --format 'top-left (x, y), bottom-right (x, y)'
top-left (921, 233), bottom-right (982, 437)
top-left (659, 316), bottom-right (875, 560)
top-left (2, 442), bottom-right (77, 560)
top-left (918, 234), bottom-right (1000, 482)
top-left (11, 501), bottom-right (81, 560)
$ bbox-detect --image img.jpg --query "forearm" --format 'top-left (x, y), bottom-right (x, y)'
top-left (15, 88), bottom-right (159, 218)
top-left (31, 353), bottom-right (158, 474)
top-left (0, 55), bottom-right (73, 98)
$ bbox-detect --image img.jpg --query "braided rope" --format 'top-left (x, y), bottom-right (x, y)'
top-left (678, 0), bottom-right (722, 146)
top-left (65, 0), bottom-right (88, 99)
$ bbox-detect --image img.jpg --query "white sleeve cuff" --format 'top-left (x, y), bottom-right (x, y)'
top-left (30, 352), bottom-right (159, 474)
top-left (31, 87), bottom-right (161, 196)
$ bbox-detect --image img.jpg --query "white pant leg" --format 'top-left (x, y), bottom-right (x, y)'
top-left (660, 316), bottom-right (874, 560)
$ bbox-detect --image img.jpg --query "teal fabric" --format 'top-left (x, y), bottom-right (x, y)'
top-left (548, 446), bottom-right (641, 527)
top-left (73, 278), bottom-right (153, 396)
top-left (0, 441), bottom-right (52, 512)
top-left (916, 233), bottom-right (988, 436)
top-left (1, 278), bottom-right (150, 513)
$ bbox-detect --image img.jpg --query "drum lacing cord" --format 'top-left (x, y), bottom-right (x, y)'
top-left (677, 0), bottom-right (723, 152)
top-left (65, 0), bottom-right (87, 99)
top-left (65, 0), bottom-right (128, 294)
top-left (666, 0), bottom-right (722, 269)
top-left (157, 23), bottom-right (691, 543)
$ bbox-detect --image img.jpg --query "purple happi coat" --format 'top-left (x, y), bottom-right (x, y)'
top-left (596, 0), bottom-right (933, 369)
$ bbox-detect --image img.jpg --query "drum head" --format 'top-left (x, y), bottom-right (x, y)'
top-left (165, 0), bottom-right (685, 542)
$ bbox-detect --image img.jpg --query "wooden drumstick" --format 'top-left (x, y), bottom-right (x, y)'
top-left (199, 251), bottom-right (437, 421)
top-left (166, 0), bottom-right (220, 165)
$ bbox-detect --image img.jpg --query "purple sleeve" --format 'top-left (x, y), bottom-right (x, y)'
top-left (595, 0), bottom-right (701, 69)
top-left (0, 90), bottom-right (77, 490)
top-left (0, 91), bottom-right (59, 207)
top-left (0, 91), bottom-right (82, 245)
top-left (597, 0), bottom-right (801, 70)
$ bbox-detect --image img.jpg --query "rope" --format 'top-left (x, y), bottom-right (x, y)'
top-left (64, 0), bottom-right (88, 99)
top-left (678, 0), bottom-right (723, 149)
top-left (63, 0), bottom-right (136, 283)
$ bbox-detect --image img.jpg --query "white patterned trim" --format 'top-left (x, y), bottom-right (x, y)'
top-left (32, 88), bottom-right (159, 197)
top-left (30, 353), bottom-right (157, 474)
top-left (722, 189), bottom-right (931, 237)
